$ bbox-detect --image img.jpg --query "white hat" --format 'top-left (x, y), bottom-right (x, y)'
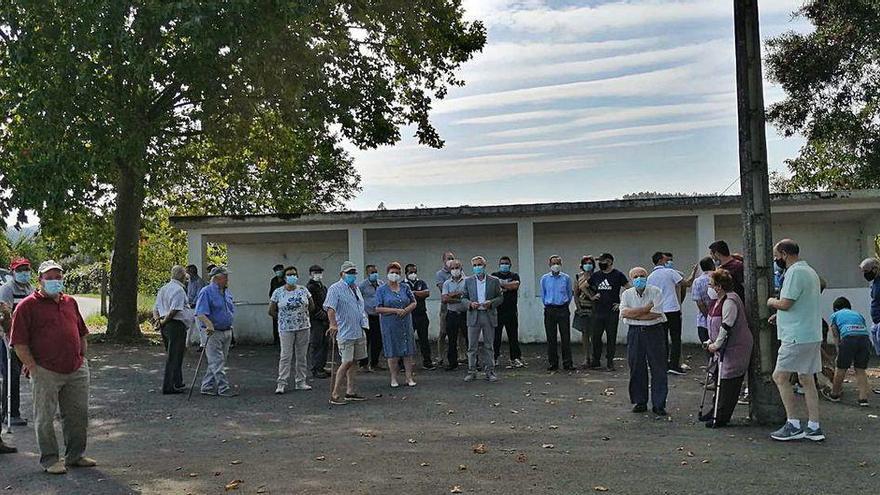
top-left (38, 260), bottom-right (63, 274)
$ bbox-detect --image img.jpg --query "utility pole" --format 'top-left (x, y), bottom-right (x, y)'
top-left (734, 0), bottom-right (785, 424)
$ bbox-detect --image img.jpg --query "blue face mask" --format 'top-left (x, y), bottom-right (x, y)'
top-left (43, 279), bottom-right (64, 295)
top-left (275, 270), bottom-right (284, 278)
top-left (344, 274), bottom-right (357, 285)
top-left (473, 265), bottom-right (485, 275)
top-left (499, 264), bottom-right (511, 273)
top-left (665, 261), bottom-right (674, 269)
top-left (14, 271), bottom-right (31, 283)
top-left (285, 275), bottom-right (298, 286)
top-left (368, 273), bottom-right (379, 282)
top-left (633, 277), bottom-right (647, 290)
top-left (582, 264), bottom-right (593, 272)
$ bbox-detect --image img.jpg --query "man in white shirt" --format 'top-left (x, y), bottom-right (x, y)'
top-left (153, 265), bottom-right (195, 395)
top-left (621, 267), bottom-right (669, 416)
top-left (646, 251), bottom-right (685, 375)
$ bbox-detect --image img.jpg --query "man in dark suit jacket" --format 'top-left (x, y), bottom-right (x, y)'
top-left (461, 256), bottom-right (504, 382)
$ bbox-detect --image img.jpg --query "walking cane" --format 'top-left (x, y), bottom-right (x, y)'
top-left (710, 348), bottom-right (726, 424)
top-left (4, 337), bottom-right (11, 434)
top-left (186, 333), bottom-right (211, 402)
top-left (327, 334), bottom-right (337, 407)
top-left (697, 352), bottom-right (714, 419)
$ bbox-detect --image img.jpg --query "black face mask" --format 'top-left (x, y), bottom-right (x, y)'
top-left (774, 258), bottom-right (787, 270)
top-left (864, 270), bottom-right (876, 282)
top-left (598, 262), bottom-right (610, 270)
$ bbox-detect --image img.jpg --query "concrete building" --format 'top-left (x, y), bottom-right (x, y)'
top-left (171, 190), bottom-right (880, 345)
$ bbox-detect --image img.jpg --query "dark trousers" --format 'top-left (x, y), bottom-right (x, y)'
top-left (712, 374), bottom-right (745, 425)
top-left (627, 324), bottom-right (668, 410)
top-left (309, 319), bottom-right (329, 374)
top-left (445, 311), bottom-right (467, 367)
top-left (544, 307), bottom-right (572, 368)
top-left (494, 309), bottom-right (521, 361)
top-left (592, 311), bottom-right (619, 366)
top-left (160, 320), bottom-right (187, 393)
top-left (0, 341), bottom-right (22, 417)
top-left (360, 314), bottom-right (383, 367)
top-left (272, 317), bottom-right (280, 345)
top-left (413, 312), bottom-right (432, 366)
top-left (664, 311), bottom-right (683, 369)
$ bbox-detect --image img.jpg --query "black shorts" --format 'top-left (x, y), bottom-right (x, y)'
top-left (836, 335), bottom-right (871, 370)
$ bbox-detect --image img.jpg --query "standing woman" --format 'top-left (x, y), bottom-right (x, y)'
top-left (573, 256), bottom-right (598, 368)
top-left (376, 262), bottom-right (418, 387)
top-left (702, 269), bottom-right (753, 428)
top-left (269, 266), bottom-right (315, 394)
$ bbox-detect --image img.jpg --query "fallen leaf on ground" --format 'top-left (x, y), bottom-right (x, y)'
top-left (602, 388), bottom-right (615, 396)
top-left (492, 402), bottom-right (501, 407)
top-left (472, 443), bottom-right (488, 454)
top-left (549, 425), bottom-right (559, 430)
top-left (225, 479), bottom-right (243, 491)
top-left (686, 451), bottom-right (694, 457)
top-left (256, 487), bottom-right (268, 494)
top-left (361, 431), bottom-right (377, 438)
top-left (868, 414), bottom-right (878, 419)
top-left (188, 473), bottom-right (198, 477)
top-left (458, 464), bottom-right (467, 471)
top-left (681, 461), bottom-right (688, 466)
top-left (702, 459), bottom-right (710, 464)
top-left (594, 486), bottom-right (609, 492)
top-left (859, 461), bottom-right (867, 467)
top-left (420, 462), bottom-right (430, 467)
top-left (516, 453), bottom-right (527, 463)
top-left (601, 436), bottom-right (610, 441)
top-left (315, 456), bottom-right (326, 461)
top-left (408, 438), bottom-right (418, 444)
top-left (490, 420), bottom-right (496, 424)
top-left (447, 409), bottom-right (456, 415)
top-left (542, 444), bottom-right (555, 449)
top-left (450, 486), bottom-right (463, 494)
top-left (510, 409), bottom-right (519, 414)
top-left (230, 460), bottom-right (242, 465)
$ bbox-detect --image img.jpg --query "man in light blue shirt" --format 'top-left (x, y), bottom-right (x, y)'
top-left (540, 255), bottom-right (573, 371)
top-left (195, 266), bottom-right (237, 397)
top-left (358, 265), bottom-right (385, 371)
top-left (324, 261), bottom-right (368, 405)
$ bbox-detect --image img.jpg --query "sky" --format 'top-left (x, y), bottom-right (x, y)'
top-left (345, 0), bottom-right (810, 211)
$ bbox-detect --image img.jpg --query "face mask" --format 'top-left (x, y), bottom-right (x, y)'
top-left (550, 264), bottom-right (561, 273)
top-left (633, 277), bottom-right (647, 290)
top-left (707, 287), bottom-right (719, 300)
top-left (14, 271), bottom-right (30, 283)
top-left (275, 270), bottom-right (284, 278)
top-left (285, 275), bottom-right (298, 285)
top-left (774, 257), bottom-right (787, 270)
top-left (713, 257), bottom-right (721, 267)
top-left (598, 262), bottom-right (610, 270)
top-left (311, 273), bottom-right (323, 282)
top-left (368, 273), bottom-right (379, 282)
top-left (499, 264), bottom-right (511, 273)
top-left (665, 261), bottom-right (674, 269)
top-left (43, 279), bottom-right (64, 295)
top-left (343, 274), bottom-right (357, 285)
top-left (387, 273), bottom-right (401, 283)
top-left (407, 273), bottom-right (418, 282)
top-left (473, 265), bottom-right (485, 275)
top-left (582, 264), bottom-right (593, 272)
top-left (451, 268), bottom-right (462, 278)
top-left (864, 270), bottom-right (876, 282)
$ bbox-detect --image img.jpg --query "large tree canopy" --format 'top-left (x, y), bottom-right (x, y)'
top-left (765, 0), bottom-right (880, 191)
top-left (0, 1), bottom-right (485, 338)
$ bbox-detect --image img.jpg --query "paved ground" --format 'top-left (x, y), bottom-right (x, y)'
top-left (72, 296), bottom-right (102, 320)
top-left (2, 343), bottom-right (879, 495)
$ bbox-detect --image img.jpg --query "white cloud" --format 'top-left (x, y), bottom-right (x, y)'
top-left (456, 109), bottom-right (569, 125)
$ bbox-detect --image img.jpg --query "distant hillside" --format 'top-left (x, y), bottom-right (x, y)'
top-left (5, 225), bottom-right (39, 242)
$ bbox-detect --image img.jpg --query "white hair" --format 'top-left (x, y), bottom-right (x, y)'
top-left (860, 257), bottom-right (880, 271)
top-left (171, 265), bottom-right (186, 280)
top-left (471, 256), bottom-right (486, 264)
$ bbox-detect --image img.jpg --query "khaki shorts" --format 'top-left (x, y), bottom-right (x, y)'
top-left (775, 341), bottom-right (822, 375)
top-left (338, 337), bottom-right (368, 363)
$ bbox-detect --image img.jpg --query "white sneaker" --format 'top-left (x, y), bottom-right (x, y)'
top-left (275, 384), bottom-right (285, 394)
top-left (512, 359), bottom-right (525, 368)
top-left (295, 382), bottom-right (312, 391)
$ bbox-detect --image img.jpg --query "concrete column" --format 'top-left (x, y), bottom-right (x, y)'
top-left (696, 213), bottom-right (716, 260)
top-left (348, 226), bottom-right (366, 271)
top-left (861, 216), bottom-right (880, 259)
top-left (516, 220), bottom-right (536, 298)
top-left (186, 231), bottom-right (207, 273)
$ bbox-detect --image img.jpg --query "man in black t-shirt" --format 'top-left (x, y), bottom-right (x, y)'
top-left (588, 253), bottom-right (631, 370)
top-left (492, 256), bottom-right (524, 368)
top-left (405, 264), bottom-right (435, 370)
top-left (269, 264), bottom-right (285, 345)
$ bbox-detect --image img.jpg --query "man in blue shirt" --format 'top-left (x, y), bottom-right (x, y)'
top-left (195, 266), bottom-right (238, 397)
top-left (540, 255), bottom-right (574, 371)
top-left (358, 264), bottom-right (385, 371)
top-left (324, 261), bottom-right (369, 405)
top-left (858, 257), bottom-right (880, 395)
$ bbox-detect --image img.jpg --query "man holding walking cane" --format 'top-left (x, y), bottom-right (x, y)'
top-left (324, 261), bottom-right (369, 406)
top-left (195, 266), bottom-right (238, 397)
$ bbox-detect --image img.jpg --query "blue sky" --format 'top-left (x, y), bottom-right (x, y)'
top-left (345, 0), bottom-right (809, 211)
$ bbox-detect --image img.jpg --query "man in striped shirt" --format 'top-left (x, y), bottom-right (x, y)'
top-left (324, 261), bottom-right (369, 405)
top-left (0, 257), bottom-right (34, 427)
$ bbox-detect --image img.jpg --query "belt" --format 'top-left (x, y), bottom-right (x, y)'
top-left (214, 327), bottom-right (232, 332)
top-left (447, 310), bottom-right (466, 315)
top-left (544, 304), bottom-right (569, 309)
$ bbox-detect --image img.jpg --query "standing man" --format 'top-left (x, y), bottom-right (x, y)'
top-left (462, 256), bottom-right (503, 382)
top-left (620, 267), bottom-right (669, 416)
top-left (186, 264), bottom-right (207, 349)
top-left (859, 257), bottom-right (880, 395)
top-left (709, 240), bottom-right (745, 301)
top-left (324, 261), bottom-right (369, 405)
top-left (195, 266), bottom-right (238, 397)
top-left (11, 260), bottom-right (96, 474)
top-left (441, 260), bottom-right (468, 371)
top-left (589, 253), bottom-right (630, 371)
top-left (0, 257), bottom-right (34, 426)
top-left (269, 264), bottom-right (286, 345)
top-left (435, 251), bottom-right (457, 365)
top-left (540, 255), bottom-right (574, 371)
top-left (405, 264), bottom-right (434, 370)
top-left (153, 265), bottom-right (194, 395)
top-left (646, 252), bottom-right (685, 375)
top-left (692, 257), bottom-right (717, 344)
top-left (307, 265), bottom-right (331, 379)
top-left (768, 239), bottom-right (824, 441)
top-left (358, 264), bottom-right (385, 371)
top-left (492, 256), bottom-right (524, 368)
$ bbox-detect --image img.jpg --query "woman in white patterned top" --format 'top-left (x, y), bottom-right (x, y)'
top-left (269, 266), bottom-right (314, 394)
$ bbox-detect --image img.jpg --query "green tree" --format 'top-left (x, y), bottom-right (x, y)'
top-left (765, 0), bottom-right (880, 191)
top-left (0, 1), bottom-right (485, 339)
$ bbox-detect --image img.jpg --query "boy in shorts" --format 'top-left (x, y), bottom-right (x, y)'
top-left (828, 297), bottom-right (871, 406)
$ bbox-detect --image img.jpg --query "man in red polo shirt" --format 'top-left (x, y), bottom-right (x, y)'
top-left (10, 260), bottom-right (96, 475)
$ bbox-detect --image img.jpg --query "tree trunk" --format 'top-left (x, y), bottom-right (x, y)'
top-left (106, 167), bottom-right (146, 340)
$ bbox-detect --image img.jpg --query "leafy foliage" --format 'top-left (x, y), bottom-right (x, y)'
top-left (765, 0), bottom-right (880, 191)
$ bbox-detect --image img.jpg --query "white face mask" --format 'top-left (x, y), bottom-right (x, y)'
top-left (387, 273), bottom-right (401, 283)
top-left (407, 273), bottom-right (418, 282)
top-left (451, 268), bottom-right (462, 278)
top-left (550, 264), bottom-right (561, 273)
top-left (311, 273), bottom-right (323, 282)
top-left (708, 287), bottom-right (719, 300)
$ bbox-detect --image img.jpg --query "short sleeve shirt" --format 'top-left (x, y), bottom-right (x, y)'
top-left (404, 279), bottom-right (430, 315)
top-left (589, 269), bottom-right (629, 314)
top-left (436, 268), bottom-right (452, 291)
top-left (691, 272), bottom-right (712, 328)
top-left (195, 283), bottom-right (235, 330)
top-left (324, 279), bottom-right (367, 341)
top-left (442, 277), bottom-right (468, 313)
top-left (359, 279), bottom-right (384, 316)
top-left (271, 286), bottom-right (312, 332)
top-left (492, 271), bottom-right (520, 311)
top-left (376, 283), bottom-right (415, 333)
top-left (620, 286), bottom-right (667, 326)
top-left (777, 260), bottom-right (822, 344)
top-left (829, 309), bottom-right (869, 338)
top-left (10, 292), bottom-right (88, 374)
top-left (155, 279), bottom-right (194, 323)
top-left (646, 266), bottom-right (683, 313)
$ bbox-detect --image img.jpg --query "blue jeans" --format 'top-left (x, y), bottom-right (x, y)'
top-left (627, 323), bottom-right (668, 409)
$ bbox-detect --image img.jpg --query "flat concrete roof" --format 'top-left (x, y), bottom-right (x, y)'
top-left (170, 189), bottom-right (880, 229)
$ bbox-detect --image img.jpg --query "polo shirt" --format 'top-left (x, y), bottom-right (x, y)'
top-left (540, 272), bottom-right (572, 307)
top-left (829, 308), bottom-right (869, 338)
top-left (442, 277), bottom-right (468, 313)
top-left (620, 285), bottom-right (667, 326)
top-left (195, 282), bottom-right (235, 330)
top-left (404, 278), bottom-right (429, 315)
top-left (155, 279), bottom-right (194, 323)
top-left (359, 279), bottom-right (384, 316)
top-left (436, 268), bottom-right (452, 291)
top-left (646, 265), bottom-right (683, 313)
top-left (323, 279), bottom-right (367, 341)
top-left (10, 291), bottom-right (88, 374)
top-left (776, 260), bottom-right (822, 344)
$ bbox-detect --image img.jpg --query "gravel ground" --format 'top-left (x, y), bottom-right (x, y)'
top-left (2, 343), bottom-right (879, 494)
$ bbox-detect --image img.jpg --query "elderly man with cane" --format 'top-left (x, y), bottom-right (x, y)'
top-left (325, 261), bottom-right (369, 406)
top-left (1, 257), bottom-right (34, 430)
top-left (0, 302), bottom-right (18, 454)
top-left (195, 266), bottom-right (238, 397)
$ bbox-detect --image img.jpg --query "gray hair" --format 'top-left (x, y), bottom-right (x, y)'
top-left (171, 265), bottom-right (186, 280)
top-left (471, 256), bottom-right (486, 264)
top-left (860, 257), bottom-right (880, 271)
